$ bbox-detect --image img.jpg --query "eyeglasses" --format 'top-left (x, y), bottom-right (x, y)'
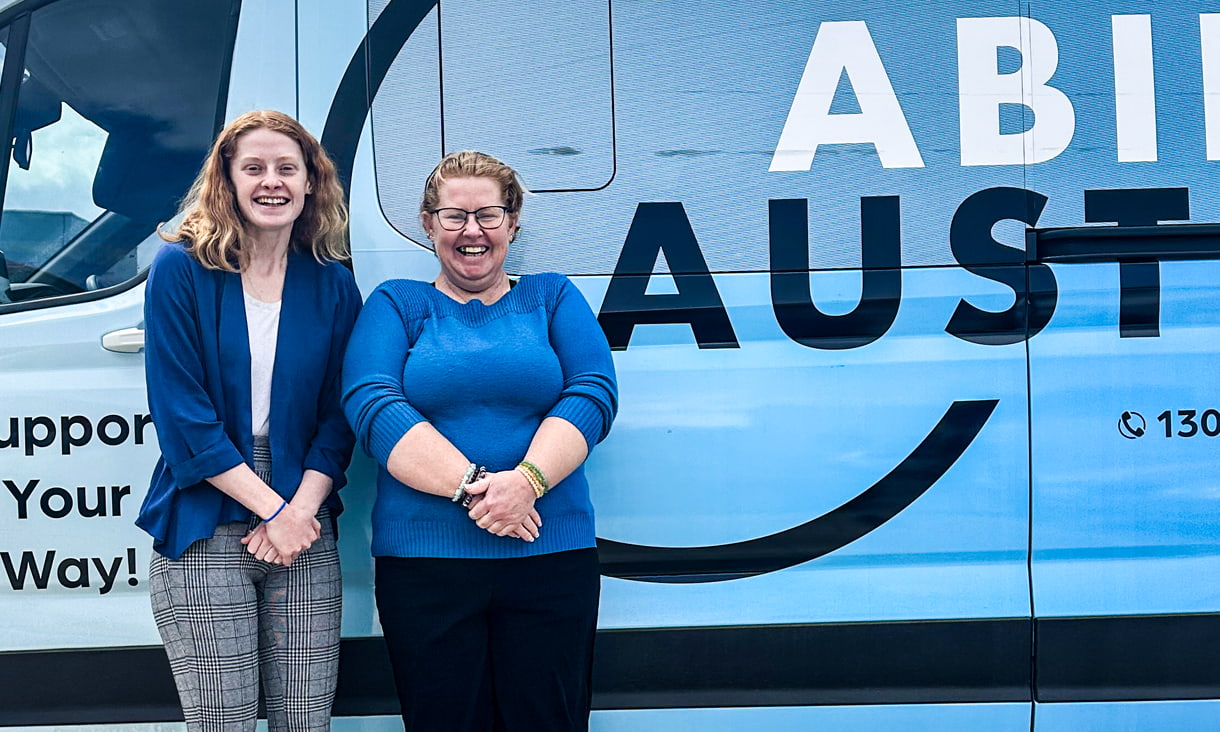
top-left (429, 206), bottom-right (510, 231)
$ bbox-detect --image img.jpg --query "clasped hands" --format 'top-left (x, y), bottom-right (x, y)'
top-left (240, 500), bottom-right (321, 567)
top-left (463, 469), bottom-right (542, 542)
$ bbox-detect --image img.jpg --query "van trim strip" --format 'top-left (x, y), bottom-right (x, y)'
top-left (4, 614), bottom-right (1218, 724)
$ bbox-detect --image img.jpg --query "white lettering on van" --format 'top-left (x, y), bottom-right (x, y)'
top-left (1199, 14), bottom-right (1220, 159)
top-left (769, 13), bottom-right (1220, 171)
top-left (1113, 15), bottom-right (1157, 162)
top-left (958, 17), bottom-right (1075, 166)
top-left (770, 21), bottom-right (924, 171)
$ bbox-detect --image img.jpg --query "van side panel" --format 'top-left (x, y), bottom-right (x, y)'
top-left (2, 0), bottom-right (1220, 727)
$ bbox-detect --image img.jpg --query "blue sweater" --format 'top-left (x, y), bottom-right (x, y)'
top-left (341, 273), bottom-right (617, 559)
top-left (135, 243), bottom-right (362, 559)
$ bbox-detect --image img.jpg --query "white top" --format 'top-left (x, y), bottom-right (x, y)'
top-left (244, 291), bottom-right (281, 438)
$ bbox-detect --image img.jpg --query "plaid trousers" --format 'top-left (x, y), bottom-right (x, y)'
top-left (149, 508), bottom-right (342, 731)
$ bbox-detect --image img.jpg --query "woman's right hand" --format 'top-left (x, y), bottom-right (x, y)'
top-left (261, 502), bottom-right (321, 565)
top-left (463, 472), bottom-right (542, 542)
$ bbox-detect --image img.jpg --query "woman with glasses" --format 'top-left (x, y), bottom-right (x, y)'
top-left (342, 150), bottom-right (617, 731)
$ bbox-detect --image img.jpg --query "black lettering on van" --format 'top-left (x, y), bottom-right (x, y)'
top-left (61, 415), bottom-right (93, 455)
top-left (6, 480), bottom-right (131, 519)
top-left (75, 486), bottom-right (108, 516)
top-left (111, 484), bottom-right (131, 515)
top-left (946, 187), bottom-right (1055, 345)
top-left (2, 414), bottom-right (151, 455)
top-left (1084, 187), bottom-right (1190, 338)
top-left (2, 550), bottom-right (53, 590)
top-left (58, 557), bottom-right (90, 590)
top-left (1, 549), bottom-right (136, 594)
top-left (135, 413), bottom-right (153, 444)
top-left (5, 478), bottom-right (38, 519)
top-left (24, 416), bottom-right (55, 456)
top-left (40, 486), bottom-right (73, 519)
top-left (768, 196), bottom-right (901, 350)
top-left (97, 414), bottom-right (130, 446)
top-left (598, 202), bottom-right (739, 351)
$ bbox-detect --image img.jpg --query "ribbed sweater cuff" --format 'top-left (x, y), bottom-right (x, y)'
top-left (367, 403), bottom-right (426, 466)
top-left (548, 396), bottom-right (607, 449)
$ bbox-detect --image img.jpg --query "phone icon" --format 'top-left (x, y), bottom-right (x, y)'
top-left (1119, 411), bottom-right (1146, 439)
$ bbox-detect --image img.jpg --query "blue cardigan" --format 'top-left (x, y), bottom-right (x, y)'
top-left (341, 274), bottom-right (617, 559)
top-left (135, 242), bottom-right (362, 559)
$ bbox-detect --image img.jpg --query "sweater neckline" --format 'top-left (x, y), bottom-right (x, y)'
top-left (430, 276), bottom-right (519, 308)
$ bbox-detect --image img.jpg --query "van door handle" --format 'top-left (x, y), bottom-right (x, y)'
top-left (1030, 222), bottom-right (1220, 263)
top-left (102, 325), bottom-right (145, 353)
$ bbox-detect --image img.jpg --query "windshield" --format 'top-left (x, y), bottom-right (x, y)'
top-left (0, 0), bottom-right (239, 306)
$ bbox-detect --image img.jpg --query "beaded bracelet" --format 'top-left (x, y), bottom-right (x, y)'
top-left (520, 460), bottom-right (550, 494)
top-left (454, 464), bottom-right (487, 507)
top-left (515, 465), bottom-right (541, 498)
top-left (452, 463), bottom-right (478, 503)
top-left (516, 460), bottom-right (549, 498)
top-left (461, 467), bottom-right (485, 508)
top-left (263, 499), bottom-right (288, 523)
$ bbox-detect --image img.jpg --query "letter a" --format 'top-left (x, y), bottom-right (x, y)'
top-left (771, 21), bottom-right (924, 171)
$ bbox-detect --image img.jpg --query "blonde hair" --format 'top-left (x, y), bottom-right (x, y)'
top-left (419, 150), bottom-right (526, 220)
top-left (160, 110), bottom-right (348, 271)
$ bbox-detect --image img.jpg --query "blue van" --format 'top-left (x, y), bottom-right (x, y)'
top-left (1, 0), bottom-right (1218, 729)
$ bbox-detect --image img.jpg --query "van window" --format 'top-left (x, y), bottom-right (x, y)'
top-left (368, 0), bottom-right (614, 249)
top-left (0, 0), bottom-right (239, 311)
top-left (438, 0), bottom-right (614, 193)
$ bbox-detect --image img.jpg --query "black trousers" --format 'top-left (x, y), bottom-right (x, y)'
top-left (375, 548), bottom-right (600, 732)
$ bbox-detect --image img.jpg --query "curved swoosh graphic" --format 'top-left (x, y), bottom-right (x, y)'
top-left (596, 399), bottom-right (1000, 583)
top-left (321, 9), bottom-right (1001, 586)
top-left (322, 0), bottom-right (438, 194)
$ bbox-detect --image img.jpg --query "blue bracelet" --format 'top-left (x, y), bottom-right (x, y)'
top-left (264, 499), bottom-right (288, 523)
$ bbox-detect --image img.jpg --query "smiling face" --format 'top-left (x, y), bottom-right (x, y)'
top-left (422, 175), bottom-right (518, 298)
top-left (228, 128), bottom-right (312, 248)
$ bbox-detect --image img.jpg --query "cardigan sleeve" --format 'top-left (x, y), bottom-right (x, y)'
top-left (301, 263), bottom-right (363, 486)
top-left (341, 282), bottom-right (429, 466)
top-left (545, 275), bottom-right (619, 450)
top-left (143, 244), bottom-right (245, 488)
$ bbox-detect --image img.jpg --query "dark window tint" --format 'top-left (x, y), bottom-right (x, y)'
top-left (0, 0), bottom-right (238, 308)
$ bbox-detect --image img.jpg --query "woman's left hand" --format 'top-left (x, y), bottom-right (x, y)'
top-left (465, 470), bottom-right (541, 540)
